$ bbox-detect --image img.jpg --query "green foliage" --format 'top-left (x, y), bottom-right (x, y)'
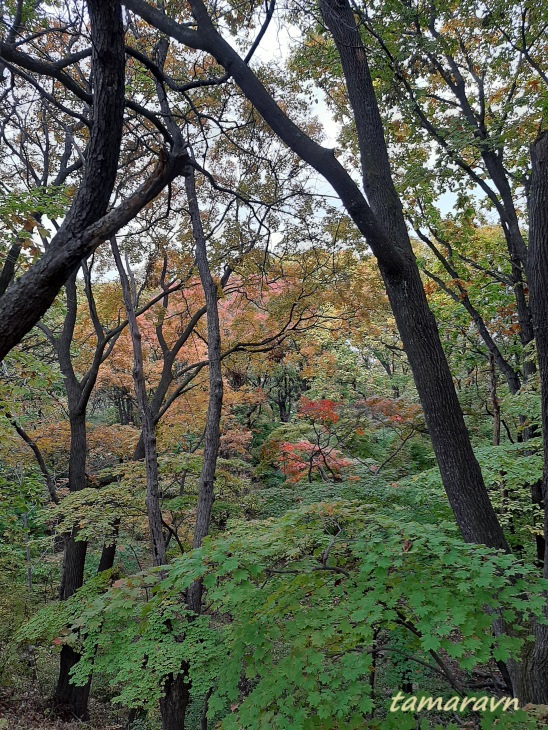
top-left (28, 502), bottom-right (547, 728)
top-left (0, 186), bottom-right (68, 223)
top-left (50, 483), bottom-right (143, 545)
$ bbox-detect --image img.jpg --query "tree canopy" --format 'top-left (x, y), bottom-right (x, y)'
top-left (1, 0), bottom-right (548, 728)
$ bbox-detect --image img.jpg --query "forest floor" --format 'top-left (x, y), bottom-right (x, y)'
top-left (0, 687), bottom-right (124, 729)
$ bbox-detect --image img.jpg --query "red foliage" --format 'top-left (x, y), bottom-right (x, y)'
top-left (297, 397), bottom-right (341, 425)
top-left (359, 396), bottom-right (422, 427)
top-left (278, 439), bottom-right (352, 484)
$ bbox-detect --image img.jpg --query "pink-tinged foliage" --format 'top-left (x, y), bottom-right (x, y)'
top-left (278, 439), bottom-right (353, 484)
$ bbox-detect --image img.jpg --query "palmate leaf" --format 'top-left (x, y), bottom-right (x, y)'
top-left (37, 501), bottom-right (548, 727)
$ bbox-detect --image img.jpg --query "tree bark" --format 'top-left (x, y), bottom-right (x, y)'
top-left (54, 410), bottom-right (91, 718)
top-left (157, 168), bottom-right (226, 730)
top-left (53, 645), bottom-right (91, 720)
top-left (0, 0), bottom-right (125, 359)
top-left (114, 233), bottom-right (204, 729)
top-left (52, 272), bottom-right (92, 716)
top-left (112, 237), bottom-right (167, 568)
top-left (186, 167), bottom-right (224, 612)
top-left (522, 130), bottom-right (548, 703)
top-left (97, 519), bottom-right (120, 573)
top-left (489, 354), bottom-right (501, 447)
top-left (318, 0), bottom-right (508, 551)
top-left (158, 670), bottom-right (191, 730)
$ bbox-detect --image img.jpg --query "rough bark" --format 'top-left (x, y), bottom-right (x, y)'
top-left (0, 236), bottom-right (23, 296)
top-left (0, 0), bottom-right (125, 359)
top-left (318, 0), bottom-right (508, 551)
top-left (522, 130), bottom-right (548, 703)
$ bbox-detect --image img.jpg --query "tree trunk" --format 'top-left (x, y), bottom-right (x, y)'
top-left (489, 354), bottom-right (501, 447)
top-left (159, 671), bottom-right (191, 730)
top-left (0, 0), bottom-right (125, 359)
top-left (522, 130), bottom-right (548, 703)
top-left (97, 519), bottom-right (120, 573)
top-left (153, 168), bottom-right (225, 729)
top-left (54, 410), bottom-right (91, 717)
top-left (114, 237), bottom-right (198, 729)
top-left (186, 168), bottom-right (224, 612)
top-left (112, 237), bottom-right (167, 568)
top-left (316, 0), bottom-right (507, 551)
top-left (53, 645), bottom-right (91, 720)
top-left (379, 261), bottom-right (508, 548)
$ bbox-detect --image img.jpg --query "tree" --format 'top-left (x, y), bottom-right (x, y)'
top-left (123, 0), bottom-right (508, 549)
top-left (3, 0), bottom-right (548, 715)
top-left (122, 0), bottom-right (548, 701)
top-left (523, 130), bottom-right (548, 702)
top-left (0, 0), bottom-right (189, 358)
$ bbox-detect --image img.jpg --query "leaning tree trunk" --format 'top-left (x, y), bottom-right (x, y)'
top-left (521, 130), bottom-right (548, 704)
top-left (318, 0), bottom-right (508, 552)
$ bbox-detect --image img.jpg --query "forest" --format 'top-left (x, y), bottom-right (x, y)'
top-left (0, 0), bottom-right (548, 728)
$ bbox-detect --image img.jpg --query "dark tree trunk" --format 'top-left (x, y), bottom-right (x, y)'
top-left (186, 166), bottom-right (224, 589)
top-left (97, 541), bottom-right (117, 573)
top-left (318, 0), bottom-right (508, 552)
top-left (97, 519), bottom-right (120, 573)
top-left (54, 410), bottom-right (91, 716)
top-left (0, 236), bottom-right (23, 296)
top-left (53, 645), bottom-right (91, 721)
top-left (158, 168), bottom-right (225, 729)
top-left (379, 260), bottom-right (508, 548)
top-left (489, 354), bottom-right (501, 447)
top-left (522, 130), bottom-right (548, 703)
top-left (159, 671), bottom-right (191, 730)
top-left (0, 0), bottom-right (125, 359)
